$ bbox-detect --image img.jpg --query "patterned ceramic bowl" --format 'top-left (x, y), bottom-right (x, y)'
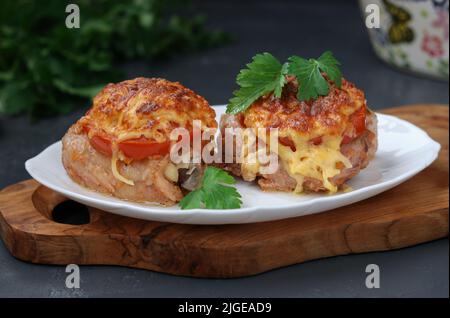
top-left (359, 0), bottom-right (449, 81)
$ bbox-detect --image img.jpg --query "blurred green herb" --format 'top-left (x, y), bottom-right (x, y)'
top-left (0, 0), bottom-right (229, 119)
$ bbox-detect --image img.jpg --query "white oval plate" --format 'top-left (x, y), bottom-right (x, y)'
top-left (25, 106), bottom-right (440, 224)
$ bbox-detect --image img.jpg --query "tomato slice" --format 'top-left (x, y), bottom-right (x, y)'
top-left (342, 107), bottom-right (366, 145)
top-left (118, 137), bottom-right (171, 160)
top-left (89, 134), bottom-right (112, 156)
top-left (351, 106), bottom-right (366, 136)
top-left (87, 126), bottom-right (170, 160)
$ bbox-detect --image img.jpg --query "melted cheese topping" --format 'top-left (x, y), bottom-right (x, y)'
top-left (239, 131), bottom-right (351, 193)
top-left (111, 153), bottom-right (134, 185)
top-left (240, 129), bottom-right (260, 181)
top-left (277, 133), bottom-right (351, 193)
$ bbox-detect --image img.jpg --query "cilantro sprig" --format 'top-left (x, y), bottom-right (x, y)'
top-left (226, 51), bottom-right (343, 114)
top-left (179, 167), bottom-right (242, 210)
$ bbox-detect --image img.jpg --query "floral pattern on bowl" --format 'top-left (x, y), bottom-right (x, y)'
top-left (360, 0), bottom-right (449, 80)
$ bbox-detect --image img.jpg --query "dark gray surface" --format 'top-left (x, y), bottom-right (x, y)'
top-left (0, 239), bottom-right (448, 298)
top-left (0, 0), bottom-right (448, 298)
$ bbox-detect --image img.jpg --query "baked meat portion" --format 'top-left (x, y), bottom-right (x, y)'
top-left (63, 125), bottom-right (183, 205)
top-left (219, 78), bottom-right (378, 193)
top-left (62, 77), bottom-right (217, 205)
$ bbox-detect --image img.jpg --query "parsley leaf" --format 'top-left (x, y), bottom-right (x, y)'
top-left (288, 51), bottom-right (342, 101)
top-left (179, 167), bottom-right (242, 210)
top-left (226, 53), bottom-right (288, 114)
top-left (288, 56), bottom-right (328, 101)
top-left (316, 51), bottom-right (342, 88)
top-left (226, 51), bottom-right (343, 114)
top-left (179, 189), bottom-right (205, 210)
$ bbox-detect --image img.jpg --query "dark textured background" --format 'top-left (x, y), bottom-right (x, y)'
top-left (0, 0), bottom-right (448, 297)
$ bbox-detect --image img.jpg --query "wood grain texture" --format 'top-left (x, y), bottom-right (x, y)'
top-left (0, 104), bottom-right (448, 278)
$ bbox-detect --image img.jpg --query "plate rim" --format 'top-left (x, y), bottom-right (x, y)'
top-left (24, 108), bottom-right (441, 223)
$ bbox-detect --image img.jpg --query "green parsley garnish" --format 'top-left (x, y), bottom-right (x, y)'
top-left (226, 51), bottom-right (343, 114)
top-left (288, 51), bottom-right (342, 101)
top-left (226, 53), bottom-right (289, 114)
top-left (179, 166), bottom-right (242, 210)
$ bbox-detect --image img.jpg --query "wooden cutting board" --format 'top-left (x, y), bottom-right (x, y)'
top-left (0, 104), bottom-right (448, 278)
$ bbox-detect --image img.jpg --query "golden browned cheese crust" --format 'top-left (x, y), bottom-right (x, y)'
top-left (79, 77), bottom-right (217, 142)
top-left (242, 78), bottom-right (365, 137)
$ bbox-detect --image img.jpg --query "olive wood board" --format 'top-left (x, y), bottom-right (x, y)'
top-left (0, 104), bottom-right (448, 278)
